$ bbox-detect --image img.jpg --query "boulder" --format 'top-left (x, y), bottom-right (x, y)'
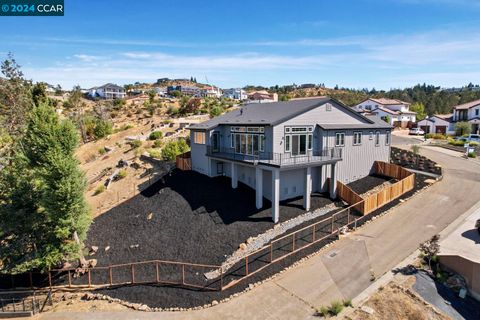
top-left (239, 243), bottom-right (247, 250)
top-left (88, 259), bottom-right (97, 268)
top-left (90, 246), bottom-right (99, 255)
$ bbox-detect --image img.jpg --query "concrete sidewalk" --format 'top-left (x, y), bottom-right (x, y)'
top-left (37, 146), bottom-right (480, 320)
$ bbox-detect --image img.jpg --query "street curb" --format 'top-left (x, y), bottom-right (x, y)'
top-left (346, 198), bottom-right (480, 314)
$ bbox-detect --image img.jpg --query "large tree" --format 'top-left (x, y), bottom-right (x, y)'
top-left (0, 104), bottom-right (91, 273)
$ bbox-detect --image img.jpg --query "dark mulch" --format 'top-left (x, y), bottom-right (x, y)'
top-left (347, 174), bottom-right (392, 195)
top-left (84, 169), bottom-right (339, 268)
top-left (390, 147), bottom-right (442, 175)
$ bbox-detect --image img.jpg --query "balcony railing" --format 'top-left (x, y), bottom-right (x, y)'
top-left (206, 146), bottom-right (342, 167)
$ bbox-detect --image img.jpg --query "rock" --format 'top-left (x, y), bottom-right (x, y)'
top-left (211, 300), bottom-right (219, 306)
top-left (246, 237), bottom-right (254, 244)
top-left (361, 306), bottom-right (375, 315)
top-left (129, 244), bottom-right (139, 249)
top-left (138, 304), bottom-right (149, 311)
top-left (239, 243), bottom-right (247, 250)
top-left (105, 246), bottom-right (110, 252)
top-left (90, 246), bottom-right (99, 255)
top-left (425, 179), bottom-right (436, 184)
top-left (147, 212), bottom-right (153, 220)
top-left (248, 283), bottom-right (255, 290)
top-left (88, 259), bottom-right (97, 268)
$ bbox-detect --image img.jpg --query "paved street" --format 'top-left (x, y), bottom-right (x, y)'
top-left (38, 137), bottom-right (480, 320)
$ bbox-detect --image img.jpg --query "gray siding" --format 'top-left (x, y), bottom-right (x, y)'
top-left (190, 130), bottom-right (209, 175)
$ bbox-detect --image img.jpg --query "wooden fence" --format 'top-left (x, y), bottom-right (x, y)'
top-left (337, 161), bottom-right (415, 215)
top-left (175, 152), bottom-right (191, 170)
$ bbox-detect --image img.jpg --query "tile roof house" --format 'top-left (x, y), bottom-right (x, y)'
top-left (417, 114), bottom-right (454, 135)
top-left (354, 98), bottom-right (416, 126)
top-left (189, 97), bottom-right (392, 222)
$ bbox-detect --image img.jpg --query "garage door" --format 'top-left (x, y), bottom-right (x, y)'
top-left (435, 126), bottom-right (446, 134)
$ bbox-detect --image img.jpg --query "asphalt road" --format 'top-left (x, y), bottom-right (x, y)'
top-left (38, 138), bottom-right (480, 320)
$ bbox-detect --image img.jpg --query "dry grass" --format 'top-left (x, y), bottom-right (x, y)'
top-left (349, 283), bottom-right (450, 320)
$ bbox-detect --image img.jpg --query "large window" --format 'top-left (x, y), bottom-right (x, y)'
top-left (335, 132), bottom-right (345, 147)
top-left (284, 126), bottom-right (313, 156)
top-left (231, 132), bottom-right (265, 155)
top-left (193, 131), bottom-right (205, 144)
top-left (353, 132), bottom-right (362, 145)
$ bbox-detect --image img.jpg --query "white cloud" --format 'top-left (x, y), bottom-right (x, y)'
top-left (73, 54), bottom-right (105, 62)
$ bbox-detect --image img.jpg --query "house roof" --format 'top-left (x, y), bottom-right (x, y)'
top-left (453, 99), bottom-right (480, 110)
top-left (363, 97), bottom-right (411, 106)
top-left (96, 83), bottom-right (124, 90)
top-left (318, 115), bottom-right (391, 130)
top-left (372, 106), bottom-right (399, 115)
top-left (189, 97), bottom-right (390, 130)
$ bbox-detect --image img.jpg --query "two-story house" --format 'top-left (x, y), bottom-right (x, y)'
top-left (451, 99), bottom-right (480, 134)
top-left (354, 98), bottom-right (416, 126)
top-left (223, 88), bottom-right (248, 101)
top-left (189, 97), bottom-right (391, 223)
top-left (88, 83), bottom-right (126, 99)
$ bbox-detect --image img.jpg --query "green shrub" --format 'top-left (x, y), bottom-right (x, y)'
top-left (153, 139), bottom-right (162, 148)
top-left (343, 299), bottom-right (353, 307)
top-left (470, 141), bottom-right (479, 146)
top-left (98, 147), bottom-right (106, 155)
top-left (149, 149), bottom-right (161, 159)
top-left (329, 300), bottom-right (344, 315)
top-left (149, 131), bottom-right (163, 140)
top-left (94, 184), bottom-right (106, 195)
top-left (468, 152), bottom-right (477, 158)
top-left (120, 124), bottom-right (133, 131)
top-left (426, 133), bottom-right (446, 140)
top-left (129, 140), bottom-right (142, 149)
top-left (315, 306), bottom-right (329, 317)
top-left (448, 139), bottom-right (467, 146)
top-left (161, 138), bottom-right (190, 161)
top-left (411, 144), bottom-right (420, 155)
top-left (117, 169), bottom-right (127, 179)
top-left (93, 119), bottom-right (113, 139)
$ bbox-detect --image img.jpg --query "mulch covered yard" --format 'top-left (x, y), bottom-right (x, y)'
top-left (85, 169), bottom-right (338, 267)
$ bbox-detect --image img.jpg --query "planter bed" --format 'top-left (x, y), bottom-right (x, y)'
top-left (391, 147), bottom-right (442, 175)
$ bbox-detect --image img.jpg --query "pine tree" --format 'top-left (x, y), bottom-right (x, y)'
top-left (0, 104), bottom-right (91, 273)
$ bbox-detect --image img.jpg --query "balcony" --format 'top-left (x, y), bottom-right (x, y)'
top-left (206, 146), bottom-right (342, 168)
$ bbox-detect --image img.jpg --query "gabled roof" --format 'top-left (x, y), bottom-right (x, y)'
top-left (453, 99), bottom-right (480, 110)
top-left (359, 97), bottom-right (410, 106)
top-left (371, 106), bottom-right (399, 115)
top-left (189, 97), bottom-right (387, 130)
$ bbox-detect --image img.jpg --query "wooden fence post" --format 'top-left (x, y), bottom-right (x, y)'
top-left (270, 244), bottom-right (273, 263)
top-left (88, 269), bottom-right (91, 287)
top-left (292, 234), bottom-right (295, 251)
top-left (155, 262), bottom-right (159, 283)
top-left (312, 225), bottom-right (316, 242)
top-left (245, 256), bottom-right (249, 276)
top-left (109, 267), bottom-right (113, 285)
top-left (182, 264), bottom-right (185, 285)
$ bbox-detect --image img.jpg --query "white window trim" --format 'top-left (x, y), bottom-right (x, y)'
top-left (353, 131), bottom-right (362, 146)
top-left (335, 132), bottom-right (345, 147)
top-left (285, 135), bottom-right (291, 152)
top-left (194, 131), bottom-right (206, 145)
top-left (375, 131), bottom-right (380, 146)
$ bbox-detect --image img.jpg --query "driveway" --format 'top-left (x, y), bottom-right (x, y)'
top-left (38, 140), bottom-right (480, 320)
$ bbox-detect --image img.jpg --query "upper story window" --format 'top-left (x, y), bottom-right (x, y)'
top-left (193, 131), bottom-right (206, 144)
top-left (476, 109), bottom-right (479, 116)
top-left (386, 131), bottom-right (390, 145)
top-left (231, 126), bottom-right (264, 133)
top-left (353, 132), bottom-right (362, 145)
top-left (375, 131), bottom-right (380, 146)
top-left (369, 131), bottom-right (373, 140)
top-left (284, 126), bottom-right (313, 155)
top-left (335, 132), bottom-right (345, 147)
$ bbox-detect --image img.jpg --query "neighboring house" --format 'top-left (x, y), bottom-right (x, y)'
top-left (451, 99), bottom-right (480, 134)
top-left (438, 209), bottom-right (480, 301)
top-left (154, 87), bottom-right (168, 97)
top-left (417, 114), bottom-right (454, 135)
top-left (223, 88), bottom-right (248, 100)
top-left (189, 97), bottom-right (391, 222)
top-left (201, 86), bottom-right (223, 98)
top-left (248, 90), bottom-right (279, 103)
top-left (125, 93), bottom-right (149, 106)
top-left (167, 85), bottom-right (200, 96)
top-left (354, 98), bottom-right (416, 126)
top-left (88, 83), bottom-right (126, 99)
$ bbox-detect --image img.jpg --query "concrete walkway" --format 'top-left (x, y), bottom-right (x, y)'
top-left (38, 143), bottom-right (480, 320)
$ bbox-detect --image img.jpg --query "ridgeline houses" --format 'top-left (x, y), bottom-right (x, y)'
top-left (188, 97), bottom-right (391, 223)
top-left (354, 98), bottom-right (416, 127)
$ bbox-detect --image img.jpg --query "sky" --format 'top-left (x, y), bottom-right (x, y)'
top-left (1, 0), bottom-right (480, 90)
